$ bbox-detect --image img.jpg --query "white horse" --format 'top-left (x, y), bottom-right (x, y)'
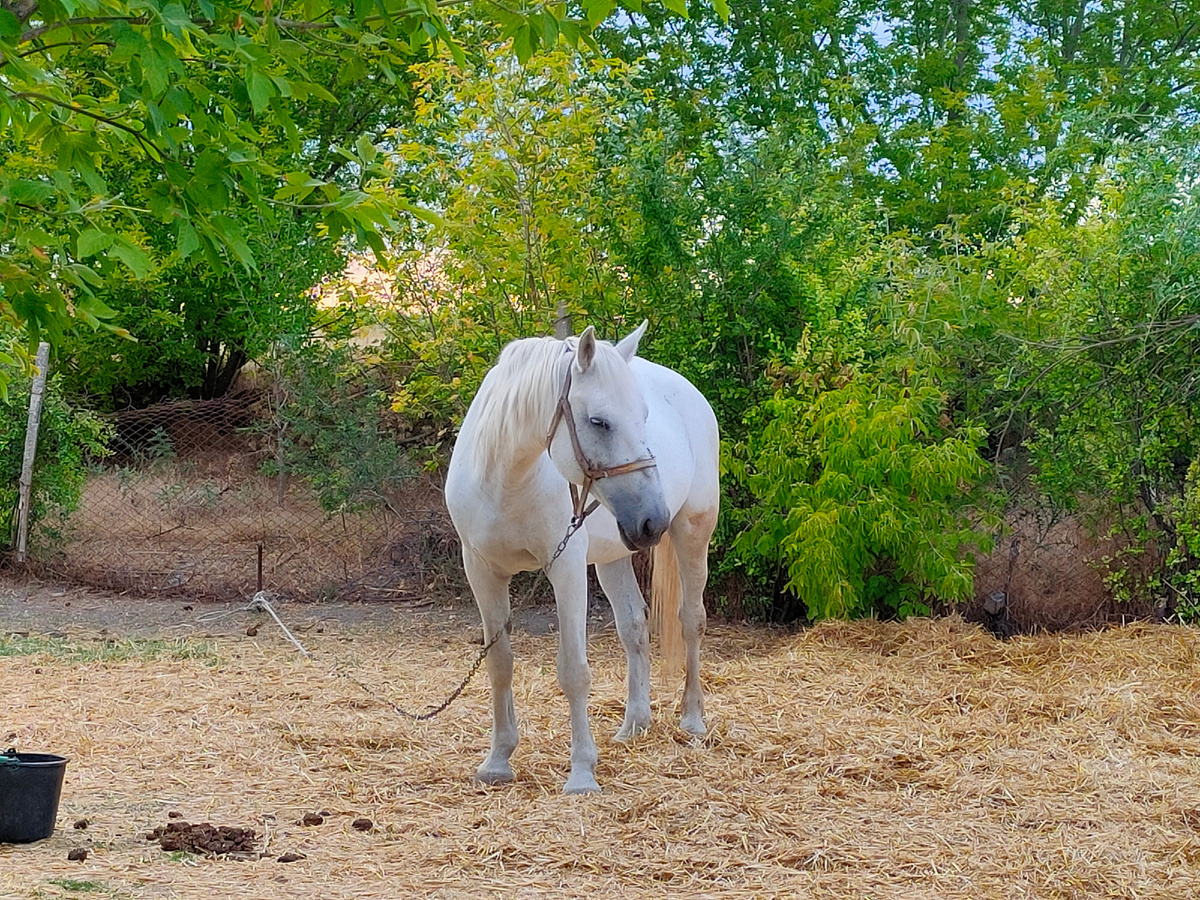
top-left (444, 322), bottom-right (719, 793)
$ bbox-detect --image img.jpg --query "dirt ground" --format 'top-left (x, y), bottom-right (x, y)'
top-left (5, 577), bottom-right (1200, 899)
top-left (0, 575), bottom-right (574, 640)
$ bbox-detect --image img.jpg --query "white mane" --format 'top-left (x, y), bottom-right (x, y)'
top-left (467, 334), bottom-right (629, 474)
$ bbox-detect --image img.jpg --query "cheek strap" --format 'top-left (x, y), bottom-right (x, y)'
top-left (545, 362), bottom-right (657, 523)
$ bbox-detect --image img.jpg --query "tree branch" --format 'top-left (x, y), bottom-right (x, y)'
top-left (7, 89), bottom-right (163, 159)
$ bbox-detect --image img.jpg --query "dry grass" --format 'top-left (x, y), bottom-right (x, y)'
top-left (5, 614), bottom-right (1200, 899)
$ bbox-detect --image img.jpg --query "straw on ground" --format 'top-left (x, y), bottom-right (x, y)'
top-left (4, 612), bottom-right (1200, 899)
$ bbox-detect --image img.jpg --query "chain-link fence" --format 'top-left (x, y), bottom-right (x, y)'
top-left (968, 504), bottom-right (1161, 635)
top-left (26, 386), bottom-right (1162, 629)
top-left (41, 390), bottom-right (459, 603)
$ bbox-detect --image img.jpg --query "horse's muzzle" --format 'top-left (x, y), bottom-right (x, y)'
top-left (618, 513), bottom-right (670, 552)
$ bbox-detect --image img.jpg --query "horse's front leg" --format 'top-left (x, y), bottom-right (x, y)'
top-left (549, 551), bottom-right (600, 793)
top-left (463, 550), bottom-right (518, 785)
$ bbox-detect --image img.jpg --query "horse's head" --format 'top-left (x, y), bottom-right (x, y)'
top-left (548, 322), bottom-right (671, 551)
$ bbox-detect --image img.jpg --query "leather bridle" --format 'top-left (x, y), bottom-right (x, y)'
top-left (545, 359), bottom-right (658, 525)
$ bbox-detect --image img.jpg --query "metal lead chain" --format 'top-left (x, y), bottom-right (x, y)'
top-left (363, 510), bottom-right (586, 722)
top-left (221, 510), bottom-right (585, 723)
top-left (352, 620), bottom-right (511, 721)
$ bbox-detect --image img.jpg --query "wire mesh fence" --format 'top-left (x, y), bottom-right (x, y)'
top-left (968, 505), bottom-right (1161, 635)
top-left (40, 391), bottom-right (458, 603)
top-left (18, 384), bottom-right (1163, 630)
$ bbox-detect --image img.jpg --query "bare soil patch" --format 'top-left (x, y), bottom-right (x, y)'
top-left (3, 583), bottom-right (1200, 899)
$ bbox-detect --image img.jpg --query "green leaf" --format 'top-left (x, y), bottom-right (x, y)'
top-left (77, 228), bottom-right (114, 258)
top-left (583, 0), bottom-right (617, 28)
top-left (178, 221), bottom-right (201, 259)
top-left (208, 215), bottom-right (255, 268)
top-left (512, 25), bottom-right (535, 65)
top-left (76, 294), bottom-right (118, 322)
top-left (559, 19), bottom-right (581, 44)
top-left (304, 83), bottom-right (339, 104)
top-left (660, 0), bottom-right (689, 17)
top-left (100, 323), bottom-right (137, 341)
top-left (393, 198), bottom-right (446, 228)
top-left (110, 237), bottom-right (153, 279)
top-left (62, 263), bottom-right (104, 288)
top-left (245, 67), bottom-right (274, 115)
top-left (8, 179), bottom-right (55, 206)
top-left (541, 11), bottom-right (560, 46)
top-left (355, 134), bottom-right (377, 165)
top-left (76, 159), bottom-right (107, 195)
top-left (711, 0), bottom-right (729, 20)
top-left (363, 228), bottom-right (388, 260)
top-left (142, 46), bottom-right (170, 95)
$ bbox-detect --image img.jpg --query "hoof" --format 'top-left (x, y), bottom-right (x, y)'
top-left (474, 762), bottom-right (515, 786)
top-left (680, 711), bottom-right (706, 737)
top-left (614, 718), bottom-right (650, 743)
top-left (563, 771), bottom-right (601, 794)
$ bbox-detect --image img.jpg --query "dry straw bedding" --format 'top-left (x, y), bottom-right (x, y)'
top-left (4, 613), bottom-right (1200, 899)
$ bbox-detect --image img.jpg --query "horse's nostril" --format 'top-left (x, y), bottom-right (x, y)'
top-left (642, 516), bottom-right (666, 541)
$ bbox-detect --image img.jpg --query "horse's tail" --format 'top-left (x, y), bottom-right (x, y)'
top-left (650, 532), bottom-right (685, 679)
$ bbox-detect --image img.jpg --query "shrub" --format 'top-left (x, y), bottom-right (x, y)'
top-left (260, 336), bottom-right (414, 516)
top-left (0, 377), bottom-right (112, 553)
top-left (725, 319), bottom-right (993, 620)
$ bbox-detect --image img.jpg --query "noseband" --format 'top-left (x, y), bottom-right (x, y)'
top-left (545, 360), bottom-right (658, 524)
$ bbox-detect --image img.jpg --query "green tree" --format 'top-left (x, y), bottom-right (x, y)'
top-left (600, 0), bottom-right (1200, 237)
top-left (599, 124), bottom-right (871, 431)
top-left (888, 127), bottom-right (1200, 616)
top-left (1, 0), bottom-right (695, 388)
top-left (61, 209), bottom-right (341, 408)
top-left (380, 45), bottom-right (643, 434)
top-left (590, 3), bottom-right (1200, 623)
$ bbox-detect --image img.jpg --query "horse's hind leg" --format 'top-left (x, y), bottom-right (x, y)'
top-left (671, 506), bottom-right (718, 736)
top-left (463, 550), bottom-right (518, 785)
top-left (595, 558), bottom-right (652, 741)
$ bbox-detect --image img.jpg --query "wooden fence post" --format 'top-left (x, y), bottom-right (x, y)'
top-left (16, 342), bottom-right (52, 564)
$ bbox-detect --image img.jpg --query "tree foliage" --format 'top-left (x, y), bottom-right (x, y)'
top-left (260, 331), bottom-right (413, 516)
top-left (60, 208), bottom-right (341, 408)
top-left (0, 0), bottom-right (689, 390)
top-left (725, 314), bottom-right (993, 620)
top-left (361, 11), bottom-right (1200, 623)
top-left (7, 0), bottom-right (1198, 624)
top-left (600, 0), bottom-right (1200, 237)
top-left (377, 45), bottom-right (644, 442)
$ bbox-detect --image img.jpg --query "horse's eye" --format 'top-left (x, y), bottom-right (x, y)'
top-left (589, 417), bottom-right (610, 431)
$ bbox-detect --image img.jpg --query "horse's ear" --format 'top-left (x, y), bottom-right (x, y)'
top-left (615, 319), bottom-right (648, 362)
top-left (576, 325), bottom-right (597, 371)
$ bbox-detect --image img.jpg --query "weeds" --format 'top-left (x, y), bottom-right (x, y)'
top-left (0, 635), bottom-right (219, 664)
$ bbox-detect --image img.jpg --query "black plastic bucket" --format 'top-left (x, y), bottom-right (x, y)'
top-left (0, 752), bottom-right (68, 843)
